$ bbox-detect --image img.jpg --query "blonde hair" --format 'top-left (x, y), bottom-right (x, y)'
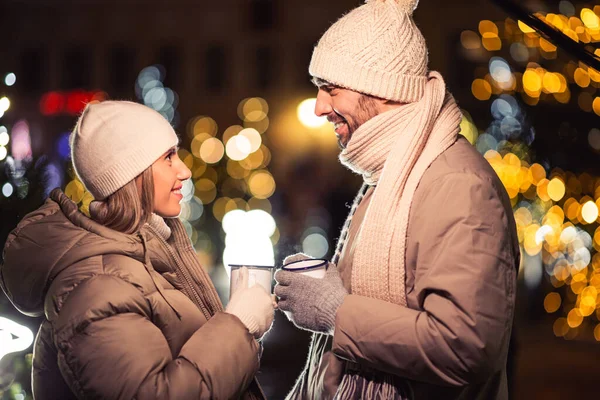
top-left (91, 166), bottom-right (154, 234)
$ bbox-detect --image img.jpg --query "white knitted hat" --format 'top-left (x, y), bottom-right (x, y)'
top-left (70, 101), bottom-right (179, 200)
top-left (309, 0), bottom-right (428, 103)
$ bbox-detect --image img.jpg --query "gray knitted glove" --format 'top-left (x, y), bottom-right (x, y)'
top-left (274, 263), bottom-right (347, 334)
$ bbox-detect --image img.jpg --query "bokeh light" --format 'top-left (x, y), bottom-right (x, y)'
top-left (199, 138), bottom-right (225, 164)
top-left (2, 182), bottom-right (13, 197)
top-left (4, 73), bottom-right (16, 86)
top-left (297, 98), bottom-right (327, 128)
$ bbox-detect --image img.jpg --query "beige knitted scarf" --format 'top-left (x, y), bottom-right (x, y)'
top-left (339, 71), bottom-right (462, 306)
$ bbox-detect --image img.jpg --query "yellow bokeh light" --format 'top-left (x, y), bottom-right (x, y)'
top-left (460, 30), bottom-right (481, 50)
top-left (593, 97), bottom-right (600, 116)
top-left (566, 200), bottom-right (581, 222)
top-left (539, 38), bottom-right (557, 53)
top-left (191, 158), bottom-right (207, 179)
top-left (595, 324), bottom-right (600, 341)
top-left (189, 116), bottom-right (218, 139)
top-left (589, 68), bottom-right (600, 83)
top-left (248, 170), bottom-right (276, 199)
top-left (212, 197), bottom-right (237, 222)
top-left (199, 138), bottom-right (225, 164)
top-left (459, 115), bottom-right (478, 144)
top-left (227, 159), bottom-right (251, 179)
top-left (259, 145), bottom-right (272, 168)
top-left (244, 116), bottom-right (270, 134)
top-left (482, 32), bottom-right (502, 51)
top-left (574, 68), bottom-right (591, 87)
top-left (238, 128), bottom-right (262, 153)
top-left (523, 69), bottom-right (543, 95)
top-left (581, 8), bottom-right (600, 29)
top-left (194, 179), bottom-right (217, 204)
top-left (297, 98), bottom-right (327, 128)
top-left (65, 180), bottom-right (85, 203)
top-left (528, 163), bottom-right (546, 185)
top-left (581, 201), bottom-right (599, 223)
top-left (571, 273), bottom-right (588, 294)
top-left (479, 20), bottom-right (499, 35)
top-left (471, 79), bottom-right (492, 101)
top-left (190, 133), bottom-right (213, 158)
top-left (226, 135), bottom-right (252, 161)
top-left (178, 148), bottom-right (194, 170)
top-left (593, 227), bottom-right (600, 252)
top-left (239, 149), bottom-right (264, 170)
top-left (547, 177), bottom-right (566, 201)
top-left (536, 179), bottom-right (551, 202)
top-left (248, 197), bottom-right (272, 213)
top-left (524, 224), bottom-right (542, 255)
top-left (223, 125), bottom-right (243, 144)
top-left (238, 97), bottom-right (269, 122)
top-left (567, 308), bottom-right (584, 328)
top-left (544, 292), bottom-right (562, 313)
top-left (553, 317), bottom-right (569, 337)
top-left (518, 20), bottom-right (535, 33)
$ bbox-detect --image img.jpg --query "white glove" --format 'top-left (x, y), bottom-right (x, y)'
top-left (225, 267), bottom-right (275, 340)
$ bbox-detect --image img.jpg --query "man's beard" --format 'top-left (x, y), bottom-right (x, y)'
top-left (338, 95), bottom-right (381, 149)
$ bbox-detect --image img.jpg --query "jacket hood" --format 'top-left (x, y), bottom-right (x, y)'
top-left (1, 189), bottom-right (144, 317)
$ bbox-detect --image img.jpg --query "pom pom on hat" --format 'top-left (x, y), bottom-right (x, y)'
top-left (365, 0), bottom-right (420, 15)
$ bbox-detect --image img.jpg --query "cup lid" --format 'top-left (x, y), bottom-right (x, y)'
top-left (229, 264), bottom-right (275, 270)
top-left (282, 258), bottom-right (328, 271)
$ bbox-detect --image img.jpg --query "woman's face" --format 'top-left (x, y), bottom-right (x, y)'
top-left (152, 147), bottom-right (192, 217)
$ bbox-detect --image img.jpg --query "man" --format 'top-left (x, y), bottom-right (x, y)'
top-left (274, 0), bottom-right (520, 399)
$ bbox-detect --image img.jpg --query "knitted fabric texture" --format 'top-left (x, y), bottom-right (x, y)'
top-left (338, 71), bottom-right (462, 306)
top-left (309, 0), bottom-right (428, 103)
top-left (71, 101), bottom-right (179, 200)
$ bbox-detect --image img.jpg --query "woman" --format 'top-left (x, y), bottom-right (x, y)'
top-left (0, 101), bottom-right (274, 399)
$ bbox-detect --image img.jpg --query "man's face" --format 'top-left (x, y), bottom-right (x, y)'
top-left (313, 78), bottom-right (383, 149)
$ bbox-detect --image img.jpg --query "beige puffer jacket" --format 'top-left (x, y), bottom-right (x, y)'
top-left (1, 189), bottom-right (264, 400)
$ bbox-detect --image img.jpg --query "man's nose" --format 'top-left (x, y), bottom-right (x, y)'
top-left (314, 89), bottom-right (333, 117)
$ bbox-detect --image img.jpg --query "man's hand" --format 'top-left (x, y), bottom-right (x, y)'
top-left (274, 263), bottom-right (347, 334)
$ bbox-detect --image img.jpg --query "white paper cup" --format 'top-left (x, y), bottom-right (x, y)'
top-left (229, 264), bottom-right (274, 299)
top-left (282, 258), bottom-right (328, 278)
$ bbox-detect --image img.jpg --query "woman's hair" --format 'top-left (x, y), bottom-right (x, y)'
top-left (91, 166), bottom-right (154, 234)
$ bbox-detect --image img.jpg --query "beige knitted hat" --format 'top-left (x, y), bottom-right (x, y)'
top-left (309, 0), bottom-right (428, 103)
top-left (70, 101), bottom-right (179, 200)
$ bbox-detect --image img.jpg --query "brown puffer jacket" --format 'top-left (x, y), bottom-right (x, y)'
top-left (1, 189), bottom-right (265, 400)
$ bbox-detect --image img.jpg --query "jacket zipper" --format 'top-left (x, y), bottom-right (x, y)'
top-left (147, 226), bottom-right (212, 320)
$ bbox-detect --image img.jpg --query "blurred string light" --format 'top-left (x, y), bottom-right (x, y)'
top-left (464, 5), bottom-right (600, 341)
top-left (135, 65), bottom-right (179, 125)
top-left (4, 72), bottom-right (16, 87)
top-left (0, 316), bottom-right (34, 361)
top-left (40, 90), bottom-right (106, 116)
top-left (173, 96), bottom-right (278, 275)
top-left (460, 7), bottom-right (600, 121)
top-left (485, 146), bottom-right (600, 340)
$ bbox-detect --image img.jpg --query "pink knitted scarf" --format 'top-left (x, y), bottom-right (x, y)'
top-left (339, 71), bottom-right (462, 306)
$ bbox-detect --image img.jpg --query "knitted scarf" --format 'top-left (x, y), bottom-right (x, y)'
top-left (333, 71), bottom-right (462, 399)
